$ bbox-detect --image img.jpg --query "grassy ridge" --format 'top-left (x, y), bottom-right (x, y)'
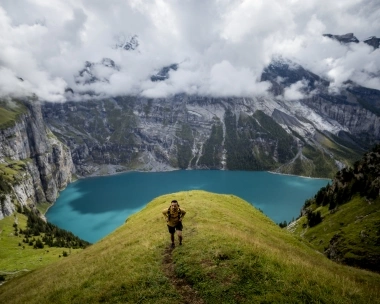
top-left (1, 191), bottom-right (380, 303)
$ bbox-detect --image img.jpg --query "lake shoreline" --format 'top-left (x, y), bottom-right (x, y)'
top-left (267, 170), bottom-right (332, 181)
top-left (77, 164), bottom-right (331, 181)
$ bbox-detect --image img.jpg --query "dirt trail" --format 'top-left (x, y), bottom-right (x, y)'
top-left (162, 207), bottom-right (204, 304)
top-left (0, 269), bottom-right (30, 286)
top-left (162, 245), bottom-right (204, 304)
top-left (0, 269), bottom-right (29, 275)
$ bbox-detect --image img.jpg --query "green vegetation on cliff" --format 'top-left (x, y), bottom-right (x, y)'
top-left (225, 109), bottom-right (297, 170)
top-left (275, 129), bottom-right (363, 178)
top-left (0, 99), bottom-right (27, 130)
top-left (1, 191), bottom-right (379, 303)
top-left (290, 144), bottom-right (380, 272)
top-left (198, 118), bottom-right (223, 168)
top-left (176, 123), bottom-right (194, 169)
top-left (44, 98), bottom-right (139, 165)
top-left (0, 160), bottom-right (29, 207)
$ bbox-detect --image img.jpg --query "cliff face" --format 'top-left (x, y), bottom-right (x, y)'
top-left (42, 96), bottom-right (299, 175)
top-left (0, 100), bottom-right (74, 219)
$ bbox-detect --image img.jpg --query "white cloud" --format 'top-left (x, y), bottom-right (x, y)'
top-left (282, 80), bottom-right (310, 101)
top-left (0, 0), bottom-right (379, 101)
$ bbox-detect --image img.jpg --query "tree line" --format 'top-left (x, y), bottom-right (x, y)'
top-left (16, 206), bottom-right (91, 249)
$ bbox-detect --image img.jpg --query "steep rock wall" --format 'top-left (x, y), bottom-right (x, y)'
top-left (0, 101), bottom-right (74, 219)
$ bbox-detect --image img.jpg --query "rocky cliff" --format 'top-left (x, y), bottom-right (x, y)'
top-left (0, 99), bottom-right (74, 219)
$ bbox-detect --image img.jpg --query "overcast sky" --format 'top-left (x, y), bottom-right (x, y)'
top-left (0, 0), bottom-right (379, 102)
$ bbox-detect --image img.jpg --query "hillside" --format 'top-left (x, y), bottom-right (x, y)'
top-left (0, 210), bottom-right (88, 284)
top-left (1, 191), bottom-right (379, 304)
top-left (289, 145), bottom-right (380, 272)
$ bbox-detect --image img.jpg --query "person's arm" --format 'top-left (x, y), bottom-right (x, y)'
top-left (180, 209), bottom-right (186, 220)
top-left (162, 209), bottom-right (169, 221)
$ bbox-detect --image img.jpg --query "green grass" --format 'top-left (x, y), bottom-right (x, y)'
top-left (302, 144), bottom-right (338, 178)
top-left (0, 107), bottom-right (18, 129)
top-left (0, 160), bottom-right (28, 191)
top-left (0, 100), bottom-right (27, 129)
top-left (314, 131), bottom-right (361, 168)
top-left (1, 191), bottom-right (380, 303)
top-left (0, 213), bottom-right (83, 279)
top-left (290, 195), bottom-right (380, 271)
top-left (35, 202), bottom-right (53, 215)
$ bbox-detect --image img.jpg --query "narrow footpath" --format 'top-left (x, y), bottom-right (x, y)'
top-left (162, 245), bottom-right (204, 304)
top-left (161, 208), bottom-right (204, 304)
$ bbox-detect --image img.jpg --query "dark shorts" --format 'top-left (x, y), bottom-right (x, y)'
top-left (167, 222), bottom-right (183, 234)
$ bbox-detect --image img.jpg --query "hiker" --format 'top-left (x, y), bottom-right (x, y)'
top-left (163, 200), bottom-right (186, 248)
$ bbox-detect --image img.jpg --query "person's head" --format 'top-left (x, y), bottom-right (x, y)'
top-left (171, 200), bottom-right (179, 210)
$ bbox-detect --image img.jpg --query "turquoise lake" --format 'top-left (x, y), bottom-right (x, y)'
top-left (46, 170), bottom-right (329, 243)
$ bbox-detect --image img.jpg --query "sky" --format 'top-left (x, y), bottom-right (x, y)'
top-left (0, 0), bottom-right (379, 102)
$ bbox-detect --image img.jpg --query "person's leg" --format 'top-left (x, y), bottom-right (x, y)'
top-left (168, 225), bottom-right (175, 247)
top-left (177, 230), bottom-right (182, 245)
top-left (177, 221), bottom-right (183, 245)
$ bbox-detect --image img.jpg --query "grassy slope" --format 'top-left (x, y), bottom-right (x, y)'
top-left (0, 191), bottom-right (380, 304)
top-left (289, 195), bottom-right (380, 270)
top-left (0, 213), bottom-right (84, 279)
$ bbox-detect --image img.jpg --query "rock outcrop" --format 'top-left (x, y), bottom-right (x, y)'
top-left (363, 36), bottom-right (380, 49)
top-left (323, 33), bottom-right (360, 44)
top-left (0, 100), bottom-right (74, 219)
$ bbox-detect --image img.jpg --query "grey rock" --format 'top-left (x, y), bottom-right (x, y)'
top-left (364, 36), bottom-right (380, 49)
top-left (323, 33), bottom-right (360, 44)
top-left (0, 100), bottom-right (74, 219)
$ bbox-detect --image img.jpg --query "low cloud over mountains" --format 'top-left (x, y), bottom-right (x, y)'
top-left (0, 0), bottom-right (379, 102)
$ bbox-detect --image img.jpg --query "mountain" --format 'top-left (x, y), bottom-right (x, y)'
top-left (150, 63), bottom-right (178, 82)
top-left (323, 33), bottom-right (360, 44)
top-left (0, 191), bottom-right (379, 303)
top-left (288, 144), bottom-right (380, 272)
top-left (41, 57), bottom-right (380, 178)
top-left (114, 34), bottom-right (139, 51)
top-left (364, 36), bottom-right (380, 49)
top-left (322, 32), bottom-right (380, 49)
top-left (75, 58), bottom-right (119, 85)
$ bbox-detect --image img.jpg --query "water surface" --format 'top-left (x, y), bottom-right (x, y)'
top-left (46, 170), bottom-right (329, 243)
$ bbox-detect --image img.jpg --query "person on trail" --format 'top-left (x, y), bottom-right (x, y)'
top-left (163, 200), bottom-right (186, 248)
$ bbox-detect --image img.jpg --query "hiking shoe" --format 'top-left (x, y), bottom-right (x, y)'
top-left (179, 242), bottom-right (182, 246)
top-left (171, 243), bottom-right (175, 248)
